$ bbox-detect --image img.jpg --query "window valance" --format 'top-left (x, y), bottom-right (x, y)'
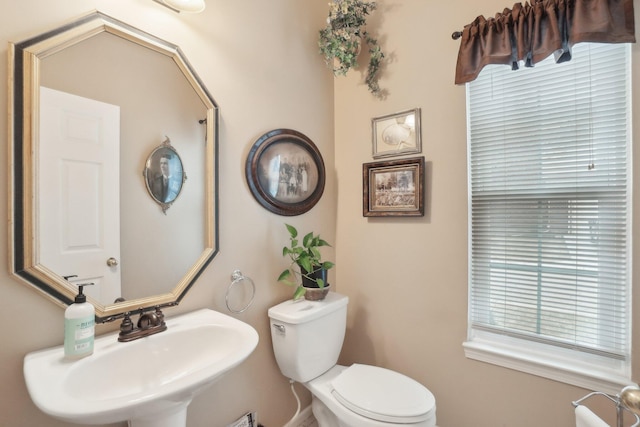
top-left (454, 0), bottom-right (635, 84)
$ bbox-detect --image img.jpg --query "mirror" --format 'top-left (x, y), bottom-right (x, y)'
top-left (8, 12), bottom-right (219, 321)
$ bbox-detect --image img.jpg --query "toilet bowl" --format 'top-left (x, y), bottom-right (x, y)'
top-left (268, 292), bottom-right (436, 427)
top-left (307, 365), bottom-right (436, 427)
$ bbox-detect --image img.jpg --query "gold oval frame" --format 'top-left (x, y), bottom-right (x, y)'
top-left (143, 137), bottom-right (188, 214)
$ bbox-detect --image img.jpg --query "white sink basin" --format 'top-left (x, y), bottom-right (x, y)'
top-left (24, 309), bottom-right (259, 427)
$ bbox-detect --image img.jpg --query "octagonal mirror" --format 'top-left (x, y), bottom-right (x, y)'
top-left (8, 12), bottom-right (218, 321)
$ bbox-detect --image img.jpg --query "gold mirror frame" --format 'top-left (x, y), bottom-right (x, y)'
top-left (8, 12), bottom-right (219, 321)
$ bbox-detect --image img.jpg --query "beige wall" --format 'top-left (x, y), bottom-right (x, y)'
top-left (0, 1), bottom-right (333, 426)
top-left (2, 1), bottom-right (639, 427)
top-left (335, 1), bottom-right (640, 426)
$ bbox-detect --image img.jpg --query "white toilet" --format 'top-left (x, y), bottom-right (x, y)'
top-left (268, 292), bottom-right (436, 427)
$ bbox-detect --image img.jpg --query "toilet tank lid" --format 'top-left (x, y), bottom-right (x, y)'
top-left (268, 292), bottom-right (348, 324)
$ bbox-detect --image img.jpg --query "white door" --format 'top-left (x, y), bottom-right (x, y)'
top-left (39, 87), bottom-right (121, 304)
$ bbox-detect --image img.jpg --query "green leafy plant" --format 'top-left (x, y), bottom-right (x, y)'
top-left (318, 0), bottom-right (385, 97)
top-left (278, 224), bottom-right (335, 300)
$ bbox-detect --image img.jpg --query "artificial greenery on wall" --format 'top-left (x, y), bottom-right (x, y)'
top-left (318, 0), bottom-right (385, 97)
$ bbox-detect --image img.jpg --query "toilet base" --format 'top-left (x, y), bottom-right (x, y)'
top-left (305, 365), bottom-right (436, 427)
top-left (311, 396), bottom-right (341, 427)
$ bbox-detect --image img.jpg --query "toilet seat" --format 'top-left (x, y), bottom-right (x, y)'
top-left (330, 364), bottom-right (435, 424)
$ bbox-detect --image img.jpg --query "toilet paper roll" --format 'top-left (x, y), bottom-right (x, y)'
top-left (575, 405), bottom-right (609, 427)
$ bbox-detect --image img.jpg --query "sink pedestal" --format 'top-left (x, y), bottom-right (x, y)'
top-left (129, 400), bottom-right (191, 427)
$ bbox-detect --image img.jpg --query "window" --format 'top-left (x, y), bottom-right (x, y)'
top-left (465, 43), bottom-right (632, 393)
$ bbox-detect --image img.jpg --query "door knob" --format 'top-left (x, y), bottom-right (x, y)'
top-left (106, 257), bottom-right (119, 267)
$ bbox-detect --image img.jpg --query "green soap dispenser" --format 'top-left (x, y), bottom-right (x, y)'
top-left (64, 283), bottom-right (95, 359)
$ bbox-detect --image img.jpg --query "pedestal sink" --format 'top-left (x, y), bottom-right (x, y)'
top-left (24, 309), bottom-right (259, 427)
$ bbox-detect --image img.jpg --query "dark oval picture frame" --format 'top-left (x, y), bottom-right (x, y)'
top-left (246, 129), bottom-right (325, 216)
top-left (143, 137), bottom-right (187, 214)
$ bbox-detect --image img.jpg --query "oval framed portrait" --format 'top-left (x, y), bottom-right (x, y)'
top-left (143, 137), bottom-right (187, 213)
top-left (245, 129), bottom-right (325, 216)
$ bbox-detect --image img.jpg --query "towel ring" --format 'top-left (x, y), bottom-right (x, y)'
top-left (225, 270), bottom-right (256, 313)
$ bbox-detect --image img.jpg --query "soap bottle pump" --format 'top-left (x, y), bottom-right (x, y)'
top-left (64, 283), bottom-right (95, 359)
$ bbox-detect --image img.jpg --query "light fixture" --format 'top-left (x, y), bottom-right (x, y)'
top-left (152, 0), bottom-right (205, 13)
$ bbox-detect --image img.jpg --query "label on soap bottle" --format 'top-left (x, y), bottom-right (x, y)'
top-left (64, 316), bottom-right (95, 358)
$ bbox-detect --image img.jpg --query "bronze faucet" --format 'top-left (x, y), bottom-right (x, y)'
top-left (114, 303), bottom-right (177, 342)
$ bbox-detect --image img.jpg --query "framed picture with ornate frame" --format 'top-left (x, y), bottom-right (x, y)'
top-left (246, 128), bottom-right (325, 216)
top-left (363, 157), bottom-right (424, 217)
top-left (143, 136), bottom-right (187, 214)
top-left (372, 107), bottom-right (422, 158)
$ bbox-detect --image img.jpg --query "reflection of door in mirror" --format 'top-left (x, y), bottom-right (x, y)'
top-left (39, 87), bottom-right (122, 303)
top-left (39, 31), bottom-right (208, 307)
top-left (9, 13), bottom-right (218, 320)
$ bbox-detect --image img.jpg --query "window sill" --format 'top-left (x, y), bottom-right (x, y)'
top-left (463, 331), bottom-right (634, 395)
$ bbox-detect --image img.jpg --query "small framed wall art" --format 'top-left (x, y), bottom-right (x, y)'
top-left (372, 108), bottom-right (422, 158)
top-left (246, 128), bottom-right (325, 216)
top-left (363, 156), bottom-right (424, 217)
top-left (143, 136), bottom-right (187, 214)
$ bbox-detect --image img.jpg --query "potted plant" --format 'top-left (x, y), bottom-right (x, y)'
top-left (318, 0), bottom-right (385, 97)
top-left (277, 223), bottom-right (335, 300)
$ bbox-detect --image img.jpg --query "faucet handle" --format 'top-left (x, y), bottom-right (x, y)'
top-left (154, 306), bottom-right (166, 326)
top-left (120, 312), bottom-right (134, 334)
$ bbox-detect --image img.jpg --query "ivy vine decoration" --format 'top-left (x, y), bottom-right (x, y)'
top-left (318, 0), bottom-right (385, 97)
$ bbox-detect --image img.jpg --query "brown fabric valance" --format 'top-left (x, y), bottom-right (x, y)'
top-left (454, 0), bottom-right (636, 85)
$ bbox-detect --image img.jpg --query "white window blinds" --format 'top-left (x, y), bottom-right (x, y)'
top-left (467, 43), bottom-right (631, 363)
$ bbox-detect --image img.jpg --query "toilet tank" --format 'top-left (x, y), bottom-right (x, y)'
top-left (268, 292), bottom-right (348, 383)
